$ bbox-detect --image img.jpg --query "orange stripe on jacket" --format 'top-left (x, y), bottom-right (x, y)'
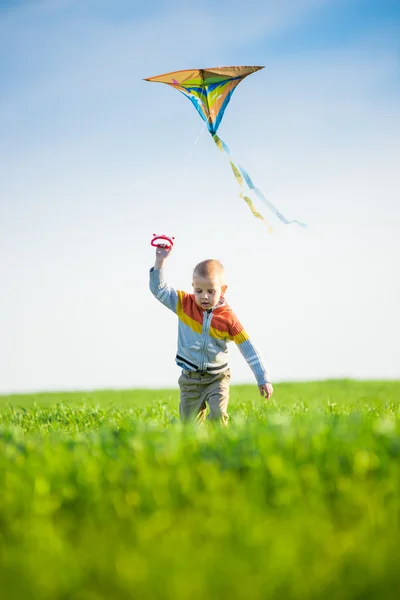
top-left (177, 292), bottom-right (250, 343)
top-left (212, 309), bottom-right (249, 344)
top-left (177, 291), bottom-right (202, 334)
top-left (180, 292), bottom-right (204, 324)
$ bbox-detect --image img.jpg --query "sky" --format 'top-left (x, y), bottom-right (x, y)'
top-left (1, 0), bottom-right (400, 394)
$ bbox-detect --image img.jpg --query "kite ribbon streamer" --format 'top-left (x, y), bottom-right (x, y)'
top-left (212, 134), bottom-right (307, 230)
top-left (230, 161), bottom-right (273, 233)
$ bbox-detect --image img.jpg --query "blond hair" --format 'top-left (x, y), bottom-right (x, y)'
top-left (193, 259), bottom-right (226, 284)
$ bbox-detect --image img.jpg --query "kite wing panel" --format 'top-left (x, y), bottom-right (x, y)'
top-left (144, 66), bottom-right (264, 134)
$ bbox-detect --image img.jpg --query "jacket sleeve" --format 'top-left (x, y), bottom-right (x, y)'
top-left (149, 267), bottom-right (179, 314)
top-left (230, 320), bottom-right (271, 385)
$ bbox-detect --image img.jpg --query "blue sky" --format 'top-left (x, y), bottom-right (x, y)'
top-left (1, 0), bottom-right (399, 393)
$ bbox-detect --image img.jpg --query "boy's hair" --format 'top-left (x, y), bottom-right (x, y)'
top-left (193, 259), bottom-right (226, 284)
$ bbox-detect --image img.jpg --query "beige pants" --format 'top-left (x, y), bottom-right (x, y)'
top-left (178, 369), bottom-right (230, 425)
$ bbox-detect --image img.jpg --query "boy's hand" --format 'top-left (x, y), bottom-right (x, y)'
top-left (154, 243), bottom-right (172, 270)
top-left (259, 382), bottom-right (273, 399)
top-left (156, 244), bottom-right (172, 259)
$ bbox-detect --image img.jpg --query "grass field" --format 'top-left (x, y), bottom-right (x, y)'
top-left (1, 380), bottom-right (400, 600)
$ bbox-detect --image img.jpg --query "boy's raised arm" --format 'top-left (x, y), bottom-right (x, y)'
top-left (149, 244), bottom-right (179, 314)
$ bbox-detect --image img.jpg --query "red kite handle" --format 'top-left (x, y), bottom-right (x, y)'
top-left (151, 234), bottom-right (175, 248)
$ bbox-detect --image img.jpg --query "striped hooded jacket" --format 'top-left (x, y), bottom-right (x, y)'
top-left (149, 268), bottom-right (270, 385)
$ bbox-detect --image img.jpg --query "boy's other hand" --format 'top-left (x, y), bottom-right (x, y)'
top-left (259, 382), bottom-right (273, 399)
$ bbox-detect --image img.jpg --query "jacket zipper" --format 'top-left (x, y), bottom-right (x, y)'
top-left (199, 309), bottom-right (212, 371)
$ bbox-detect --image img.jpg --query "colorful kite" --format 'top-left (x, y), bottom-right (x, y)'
top-left (144, 66), bottom-right (305, 231)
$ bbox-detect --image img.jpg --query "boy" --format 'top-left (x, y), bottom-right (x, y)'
top-left (149, 244), bottom-right (273, 424)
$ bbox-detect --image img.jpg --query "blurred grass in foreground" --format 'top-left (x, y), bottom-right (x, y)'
top-left (1, 380), bottom-right (400, 600)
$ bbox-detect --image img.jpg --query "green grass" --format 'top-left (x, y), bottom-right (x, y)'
top-left (1, 380), bottom-right (400, 600)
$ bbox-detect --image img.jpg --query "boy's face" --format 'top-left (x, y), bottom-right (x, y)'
top-left (192, 275), bottom-right (227, 310)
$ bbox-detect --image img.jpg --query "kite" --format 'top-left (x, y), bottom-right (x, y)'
top-left (144, 66), bottom-right (305, 231)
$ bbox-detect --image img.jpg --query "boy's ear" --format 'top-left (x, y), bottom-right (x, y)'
top-left (221, 285), bottom-right (228, 296)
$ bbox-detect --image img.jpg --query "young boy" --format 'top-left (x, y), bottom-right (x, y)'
top-left (149, 244), bottom-right (273, 424)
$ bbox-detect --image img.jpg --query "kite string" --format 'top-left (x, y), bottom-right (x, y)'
top-left (184, 120), bottom-right (208, 170)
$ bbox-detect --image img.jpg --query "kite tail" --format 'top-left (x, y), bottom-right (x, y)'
top-left (229, 162), bottom-right (273, 233)
top-left (212, 134), bottom-right (306, 229)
